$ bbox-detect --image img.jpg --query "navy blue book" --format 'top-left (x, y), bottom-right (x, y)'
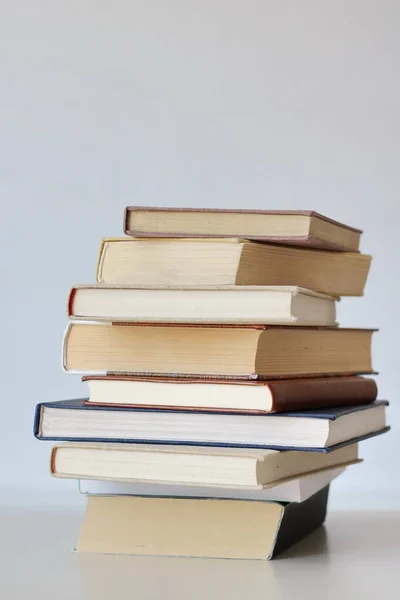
top-left (34, 399), bottom-right (389, 452)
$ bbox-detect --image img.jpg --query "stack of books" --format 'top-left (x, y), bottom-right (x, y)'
top-left (34, 207), bottom-right (389, 560)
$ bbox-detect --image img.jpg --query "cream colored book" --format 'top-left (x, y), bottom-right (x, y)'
top-left (124, 207), bottom-right (362, 251)
top-left (76, 487), bottom-right (331, 559)
top-left (51, 441), bottom-right (359, 487)
top-left (68, 285), bottom-right (337, 325)
top-left (62, 322), bottom-right (374, 378)
top-left (95, 238), bottom-right (371, 296)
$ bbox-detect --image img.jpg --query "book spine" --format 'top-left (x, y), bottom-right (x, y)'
top-left (67, 288), bottom-right (77, 317)
top-left (49, 446), bottom-right (58, 474)
top-left (32, 404), bottom-right (42, 439)
top-left (123, 206), bottom-right (129, 235)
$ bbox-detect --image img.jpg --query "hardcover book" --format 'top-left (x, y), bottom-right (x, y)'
top-left (82, 375), bottom-right (378, 413)
top-left (68, 285), bottom-right (337, 326)
top-left (51, 441), bottom-right (359, 487)
top-left (34, 399), bottom-right (389, 451)
top-left (124, 207), bottom-right (362, 251)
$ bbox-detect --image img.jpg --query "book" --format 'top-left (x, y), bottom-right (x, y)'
top-left (96, 238), bottom-right (371, 296)
top-left (35, 399), bottom-right (389, 451)
top-left (68, 285), bottom-right (337, 326)
top-left (82, 375), bottom-right (378, 413)
top-left (50, 441), bottom-right (359, 486)
top-left (78, 466), bottom-right (347, 503)
top-left (124, 207), bottom-right (362, 252)
top-left (76, 486), bottom-right (331, 559)
top-left (63, 322), bottom-right (375, 378)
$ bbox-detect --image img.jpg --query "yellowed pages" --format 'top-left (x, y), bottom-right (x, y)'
top-left (77, 496), bottom-right (283, 559)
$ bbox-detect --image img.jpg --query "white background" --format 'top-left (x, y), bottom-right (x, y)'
top-left (0, 0), bottom-right (398, 509)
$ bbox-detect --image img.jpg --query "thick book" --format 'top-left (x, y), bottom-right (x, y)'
top-left (96, 238), bottom-right (371, 296)
top-left (68, 285), bottom-right (337, 326)
top-left (76, 486), bottom-right (331, 559)
top-left (51, 441), bottom-right (359, 487)
top-left (124, 207), bottom-right (362, 252)
top-left (78, 466), bottom-right (346, 503)
top-left (82, 375), bottom-right (378, 413)
top-left (78, 466), bottom-right (345, 503)
top-left (35, 399), bottom-right (389, 451)
top-left (63, 322), bottom-right (375, 378)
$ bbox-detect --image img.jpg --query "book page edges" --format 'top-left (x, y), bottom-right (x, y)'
top-left (49, 444), bottom-right (361, 489)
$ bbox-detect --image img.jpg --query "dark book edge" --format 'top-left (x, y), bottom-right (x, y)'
top-left (67, 288), bottom-right (76, 317)
top-left (123, 205), bottom-right (129, 234)
top-left (269, 485), bottom-right (330, 558)
top-left (34, 425), bottom-right (390, 453)
top-left (33, 404), bottom-right (41, 438)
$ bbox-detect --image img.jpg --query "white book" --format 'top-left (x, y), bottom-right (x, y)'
top-left (78, 466), bottom-right (346, 503)
top-left (68, 285), bottom-right (337, 326)
top-left (51, 442), bottom-right (359, 487)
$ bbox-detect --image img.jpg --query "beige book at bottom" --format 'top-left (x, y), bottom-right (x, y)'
top-left (76, 486), bottom-right (330, 560)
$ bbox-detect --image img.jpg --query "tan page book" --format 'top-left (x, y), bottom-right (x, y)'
top-left (95, 238), bottom-right (371, 296)
top-left (124, 207), bottom-right (362, 251)
top-left (77, 486), bottom-right (330, 559)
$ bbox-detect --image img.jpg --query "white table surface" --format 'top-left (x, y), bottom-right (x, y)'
top-left (1, 508), bottom-right (399, 599)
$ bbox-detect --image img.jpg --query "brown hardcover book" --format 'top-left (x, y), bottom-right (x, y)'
top-left (76, 486), bottom-right (330, 559)
top-left (96, 238), bottom-right (371, 296)
top-left (63, 322), bottom-right (375, 379)
top-left (124, 207), bottom-right (362, 251)
top-left (82, 375), bottom-right (378, 413)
